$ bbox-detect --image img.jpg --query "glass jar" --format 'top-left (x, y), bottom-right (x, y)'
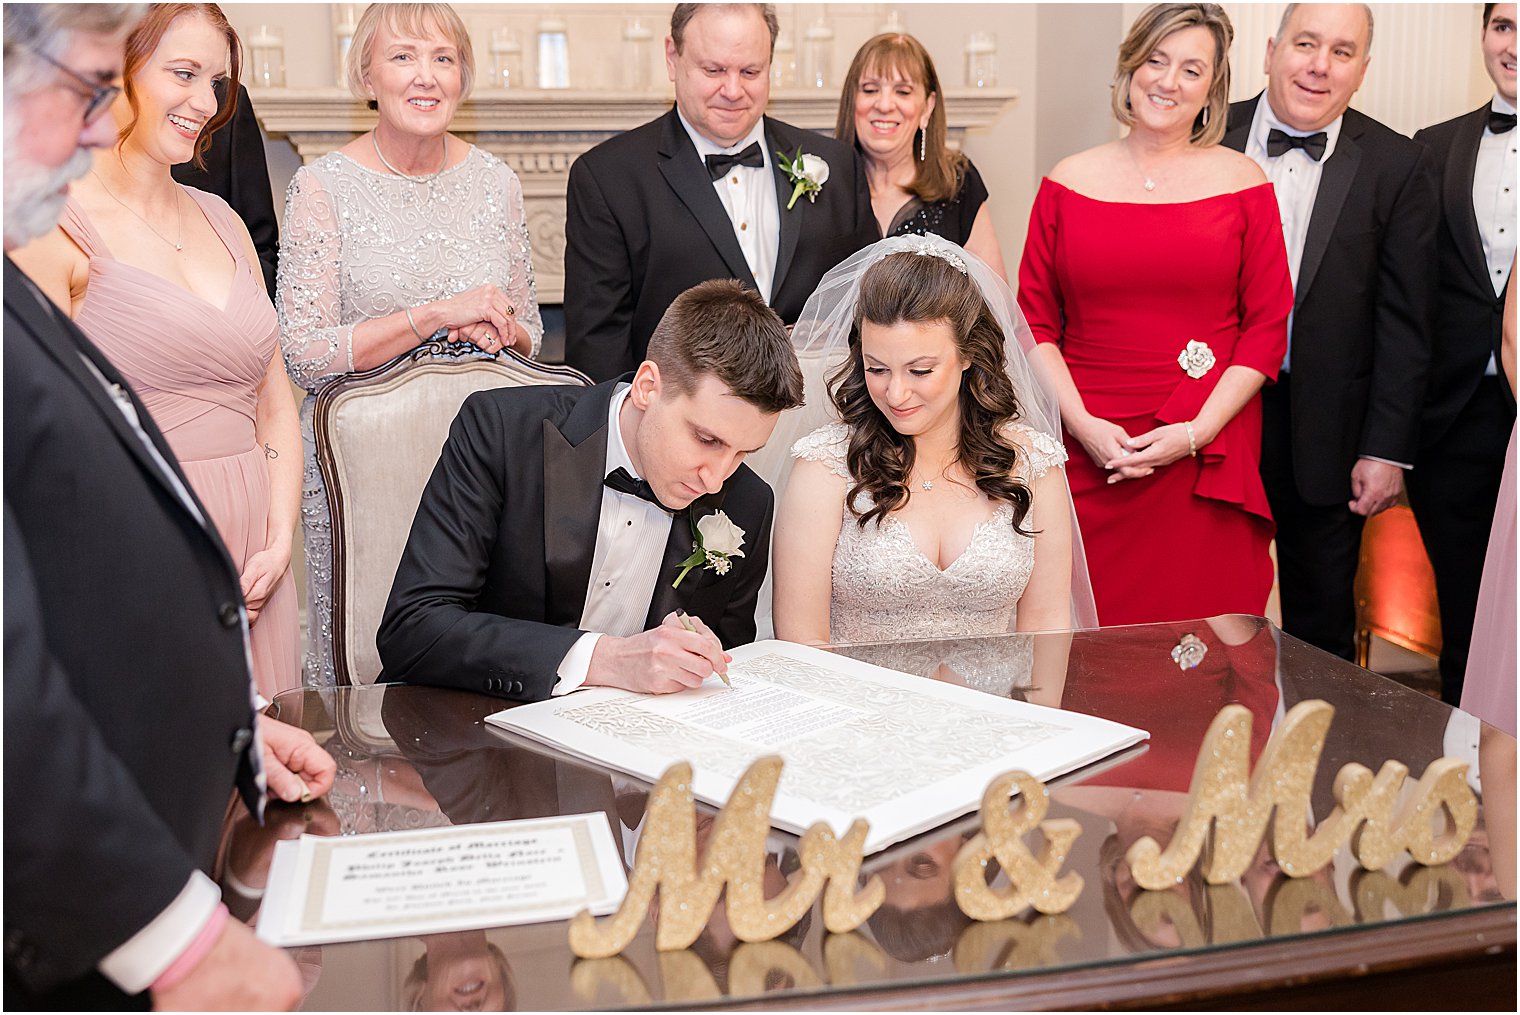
top-left (622, 19), bottom-right (654, 92)
top-left (770, 31), bottom-right (796, 90)
top-left (537, 17), bottom-right (569, 89)
top-left (965, 31), bottom-right (997, 88)
top-left (249, 25), bottom-right (285, 88)
top-left (332, 4), bottom-right (360, 87)
top-left (802, 19), bottom-right (834, 90)
top-left (489, 28), bottom-right (522, 90)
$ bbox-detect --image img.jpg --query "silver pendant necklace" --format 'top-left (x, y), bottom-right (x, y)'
top-left (93, 171), bottom-right (184, 251)
top-left (1124, 138), bottom-right (1160, 192)
top-left (372, 131), bottom-right (448, 185)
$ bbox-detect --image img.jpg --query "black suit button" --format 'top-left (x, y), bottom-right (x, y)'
top-left (218, 602), bottom-right (240, 628)
top-left (508, 681), bottom-right (523, 695)
top-left (229, 726), bottom-right (254, 754)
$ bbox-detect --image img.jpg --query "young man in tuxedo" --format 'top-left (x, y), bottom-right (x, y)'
top-left (4, 5), bottom-right (333, 1009)
top-left (379, 279), bottom-right (804, 701)
top-left (1224, 2), bottom-right (1439, 661)
top-left (1407, 3), bottom-right (1517, 705)
top-left (563, 2), bottom-right (875, 382)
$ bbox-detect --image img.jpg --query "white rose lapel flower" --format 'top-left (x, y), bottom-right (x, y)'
top-left (673, 510), bottom-right (746, 588)
top-left (776, 148), bottom-right (829, 210)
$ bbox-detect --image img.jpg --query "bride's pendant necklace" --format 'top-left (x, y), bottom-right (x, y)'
top-left (372, 131), bottom-right (448, 187)
top-left (93, 170), bottom-right (184, 251)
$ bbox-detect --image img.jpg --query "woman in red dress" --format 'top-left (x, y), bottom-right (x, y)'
top-left (1017, 3), bottom-right (1291, 625)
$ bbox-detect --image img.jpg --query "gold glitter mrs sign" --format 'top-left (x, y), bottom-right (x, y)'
top-left (1126, 699), bottom-right (1479, 890)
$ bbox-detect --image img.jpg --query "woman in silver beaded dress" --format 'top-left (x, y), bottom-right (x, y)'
top-left (276, 2), bottom-right (542, 686)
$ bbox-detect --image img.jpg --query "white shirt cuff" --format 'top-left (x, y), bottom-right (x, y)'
top-left (1358, 455), bottom-right (1413, 470)
top-left (552, 632), bottom-right (602, 696)
top-left (97, 870), bottom-right (222, 994)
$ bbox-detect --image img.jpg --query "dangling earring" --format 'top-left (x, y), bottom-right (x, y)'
top-left (918, 125), bottom-right (927, 162)
top-left (1201, 105), bottom-right (1210, 127)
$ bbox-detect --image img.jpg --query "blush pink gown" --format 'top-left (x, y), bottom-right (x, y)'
top-left (1462, 426), bottom-right (1516, 737)
top-left (60, 190), bottom-right (300, 700)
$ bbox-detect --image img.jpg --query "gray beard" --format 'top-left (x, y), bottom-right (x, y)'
top-left (3, 101), bottom-right (94, 249)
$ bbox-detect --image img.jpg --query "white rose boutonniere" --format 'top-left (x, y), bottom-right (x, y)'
top-left (673, 510), bottom-right (746, 588)
top-left (776, 148), bottom-right (829, 209)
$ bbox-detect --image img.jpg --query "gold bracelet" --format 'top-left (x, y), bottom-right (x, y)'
top-left (404, 306), bottom-right (425, 342)
top-left (1184, 420), bottom-right (1198, 457)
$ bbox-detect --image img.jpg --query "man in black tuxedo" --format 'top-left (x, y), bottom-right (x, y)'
top-left (4, 6), bottom-right (331, 1009)
top-left (1407, 2), bottom-right (1517, 705)
top-left (1224, 3), bottom-right (1438, 661)
top-left (563, 2), bottom-right (875, 381)
top-left (379, 279), bottom-right (804, 701)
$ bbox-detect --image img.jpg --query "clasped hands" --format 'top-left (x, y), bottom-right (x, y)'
top-left (431, 284), bottom-right (528, 355)
top-left (585, 612), bottom-right (731, 695)
top-left (1074, 415), bottom-right (1201, 484)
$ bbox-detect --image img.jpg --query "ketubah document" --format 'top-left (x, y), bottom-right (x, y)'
top-left (487, 640), bottom-right (1148, 853)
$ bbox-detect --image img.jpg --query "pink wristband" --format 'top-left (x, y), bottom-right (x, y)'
top-left (150, 902), bottom-right (229, 993)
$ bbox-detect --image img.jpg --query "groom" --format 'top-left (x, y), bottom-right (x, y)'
top-left (378, 280), bottom-right (804, 701)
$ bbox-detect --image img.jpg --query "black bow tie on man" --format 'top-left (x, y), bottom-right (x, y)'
top-left (704, 141), bottom-right (765, 180)
top-left (1266, 128), bottom-right (1329, 161)
top-left (605, 466), bottom-right (678, 513)
top-left (1488, 110), bottom-right (1517, 135)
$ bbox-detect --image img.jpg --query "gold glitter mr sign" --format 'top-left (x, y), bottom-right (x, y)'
top-left (567, 756), bottom-right (885, 958)
top-left (1126, 699), bottom-right (1478, 890)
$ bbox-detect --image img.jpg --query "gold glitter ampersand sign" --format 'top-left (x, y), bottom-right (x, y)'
top-left (950, 770), bottom-right (1084, 920)
top-left (1125, 699), bottom-right (1478, 890)
top-left (567, 756), bottom-right (884, 959)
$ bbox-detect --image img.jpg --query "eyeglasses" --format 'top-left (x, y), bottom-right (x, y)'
top-left (26, 46), bottom-right (121, 125)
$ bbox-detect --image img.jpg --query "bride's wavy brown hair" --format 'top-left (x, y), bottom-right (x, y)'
top-left (828, 251), bottom-right (1034, 532)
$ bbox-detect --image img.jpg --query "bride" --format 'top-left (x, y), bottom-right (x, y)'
top-left (772, 234), bottom-right (1096, 649)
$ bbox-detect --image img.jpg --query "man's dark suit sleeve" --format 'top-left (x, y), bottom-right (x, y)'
top-left (378, 395), bottom-right (582, 700)
top-left (1359, 143), bottom-right (1439, 464)
top-left (564, 156), bottom-right (636, 382)
top-left (3, 505), bottom-right (197, 993)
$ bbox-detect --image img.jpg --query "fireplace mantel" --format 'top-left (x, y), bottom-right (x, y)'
top-left (250, 88), bottom-right (1018, 302)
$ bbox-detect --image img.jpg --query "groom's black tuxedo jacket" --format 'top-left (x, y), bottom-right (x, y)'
top-left (377, 379), bottom-right (774, 701)
top-left (563, 109), bottom-right (875, 382)
top-left (1224, 95), bottom-right (1439, 505)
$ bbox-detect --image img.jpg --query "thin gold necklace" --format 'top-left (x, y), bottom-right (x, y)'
top-left (93, 170), bottom-right (183, 251)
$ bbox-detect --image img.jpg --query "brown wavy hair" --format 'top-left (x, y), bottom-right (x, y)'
top-left (120, 3), bottom-right (240, 169)
top-left (828, 251), bottom-right (1033, 532)
top-left (835, 33), bottom-right (965, 205)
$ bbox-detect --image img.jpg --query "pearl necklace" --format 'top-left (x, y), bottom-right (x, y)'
top-left (371, 131), bottom-right (448, 184)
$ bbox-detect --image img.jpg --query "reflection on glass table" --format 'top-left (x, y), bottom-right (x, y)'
top-left (233, 618), bottom-right (1514, 1011)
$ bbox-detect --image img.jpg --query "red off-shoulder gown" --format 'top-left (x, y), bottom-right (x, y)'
top-left (1018, 179), bottom-right (1292, 625)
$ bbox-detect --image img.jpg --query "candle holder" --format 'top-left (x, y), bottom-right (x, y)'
top-left (332, 4), bottom-right (360, 87)
top-left (803, 18), bottom-right (834, 90)
top-left (249, 25), bottom-right (285, 88)
top-left (537, 17), bottom-right (569, 89)
top-left (771, 30), bottom-right (796, 90)
top-left (622, 19), bottom-right (654, 92)
top-left (965, 31), bottom-right (997, 88)
top-left (489, 27), bottom-right (522, 90)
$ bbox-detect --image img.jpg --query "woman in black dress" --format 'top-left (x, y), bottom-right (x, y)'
top-left (836, 33), bottom-right (1008, 278)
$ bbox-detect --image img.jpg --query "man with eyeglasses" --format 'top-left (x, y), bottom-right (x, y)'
top-left (4, 5), bottom-right (328, 1009)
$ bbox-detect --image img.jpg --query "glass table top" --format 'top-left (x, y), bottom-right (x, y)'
top-left (235, 617), bottom-right (1514, 1010)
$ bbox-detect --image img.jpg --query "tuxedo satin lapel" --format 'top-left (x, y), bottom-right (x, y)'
top-left (1222, 96), bottom-right (1258, 153)
top-left (766, 118), bottom-right (803, 298)
top-left (4, 260), bottom-right (216, 537)
top-left (657, 112), bottom-right (758, 288)
top-left (1296, 129), bottom-right (1361, 308)
top-left (1446, 108), bottom-right (1491, 295)
top-left (643, 489), bottom-right (729, 626)
top-left (542, 414), bottom-right (609, 628)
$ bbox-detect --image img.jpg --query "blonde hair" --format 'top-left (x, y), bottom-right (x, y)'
top-left (1110, 3), bottom-right (1233, 147)
top-left (346, 3), bottom-right (474, 107)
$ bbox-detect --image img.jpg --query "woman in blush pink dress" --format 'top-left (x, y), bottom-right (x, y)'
top-left (15, 3), bottom-right (299, 698)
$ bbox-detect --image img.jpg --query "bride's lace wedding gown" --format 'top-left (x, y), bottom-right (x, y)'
top-left (791, 421), bottom-right (1067, 645)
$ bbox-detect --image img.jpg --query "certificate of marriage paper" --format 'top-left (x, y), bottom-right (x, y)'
top-left (255, 814), bottom-right (628, 946)
top-left (487, 640), bottom-right (1148, 854)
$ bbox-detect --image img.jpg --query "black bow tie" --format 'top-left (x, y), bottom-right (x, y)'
top-left (1266, 128), bottom-right (1328, 161)
top-left (1489, 110), bottom-right (1517, 135)
top-left (704, 141), bottom-right (764, 180)
top-left (604, 467), bottom-right (676, 512)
